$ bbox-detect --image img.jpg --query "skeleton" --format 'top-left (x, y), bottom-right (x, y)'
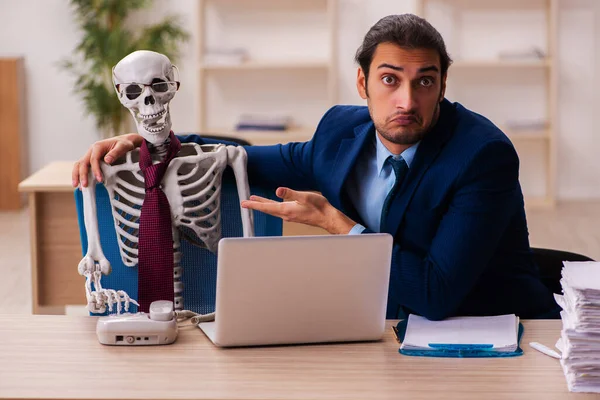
top-left (78, 50), bottom-right (254, 315)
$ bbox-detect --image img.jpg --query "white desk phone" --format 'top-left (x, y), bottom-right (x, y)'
top-left (96, 300), bottom-right (178, 346)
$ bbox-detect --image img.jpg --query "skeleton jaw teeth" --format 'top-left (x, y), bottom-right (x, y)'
top-left (140, 109), bottom-right (166, 120)
top-left (141, 109), bottom-right (168, 134)
top-left (145, 124), bottom-right (165, 133)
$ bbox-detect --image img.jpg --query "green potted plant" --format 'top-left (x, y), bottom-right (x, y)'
top-left (61, 0), bottom-right (189, 138)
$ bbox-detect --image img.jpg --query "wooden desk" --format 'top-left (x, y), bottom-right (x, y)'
top-left (18, 162), bottom-right (327, 314)
top-left (18, 161), bottom-right (83, 314)
top-left (0, 318), bottom-right (589, 400)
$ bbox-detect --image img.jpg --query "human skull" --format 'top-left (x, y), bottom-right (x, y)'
top-left (112, 50), bottom-right (179, 145)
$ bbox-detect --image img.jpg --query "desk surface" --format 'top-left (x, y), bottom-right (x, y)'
top-left (18, 161), bottom-right (74, 192)
top-left (0, 316), bottom-right (591, 400)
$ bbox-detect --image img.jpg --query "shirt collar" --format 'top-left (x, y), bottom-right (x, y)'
top-left (375, 133), bottom-right (420, 176)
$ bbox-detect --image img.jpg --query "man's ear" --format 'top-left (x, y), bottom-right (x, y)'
top-left (356, 68), bottom-right (368, 99)
top-left (439, 73), bottom-right (447, 102)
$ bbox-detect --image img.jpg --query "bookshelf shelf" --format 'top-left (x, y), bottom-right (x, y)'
top-left (200, 60), bottom-right (331, 72)
top-left (203, 127), bottom-right (314, 146)
top-left (506, 131), bottom-right (551, 141)
top-left (452, 59), bottom-right (551, 69)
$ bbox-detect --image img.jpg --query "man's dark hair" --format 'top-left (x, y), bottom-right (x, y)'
top-left (355, 14), bottom-right (452, 81)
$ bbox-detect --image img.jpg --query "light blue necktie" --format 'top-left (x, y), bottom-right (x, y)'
top-left (380, 155), bottom-right (408, 232)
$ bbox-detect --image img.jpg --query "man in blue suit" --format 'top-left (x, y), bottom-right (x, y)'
top-left (73, 14), bottom-right (559, 320)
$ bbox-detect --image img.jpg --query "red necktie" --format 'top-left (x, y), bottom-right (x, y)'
top-left (138, 131), bottom-right (181, 312)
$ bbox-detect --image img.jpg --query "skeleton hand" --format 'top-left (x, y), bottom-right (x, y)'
top-left (241, 187), bottom-right (356, 234)
top-left (82, 269), bottom-right (139, 314)
top-left (78, 241), bottom-right (140, 314)
top-left (78, 252), bottom-right (111, 313)
top-left (78, 251), bottom-right (139, 314)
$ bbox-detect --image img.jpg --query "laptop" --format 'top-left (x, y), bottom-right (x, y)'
top-left (198, 233), bottom-right (393, 347)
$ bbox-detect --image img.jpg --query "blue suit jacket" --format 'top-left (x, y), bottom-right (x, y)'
top-left (182, 99), bottom-right (559, 320)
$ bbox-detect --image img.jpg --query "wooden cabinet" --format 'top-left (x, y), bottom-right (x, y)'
top-left (0, 57), bottom-right (26, 210)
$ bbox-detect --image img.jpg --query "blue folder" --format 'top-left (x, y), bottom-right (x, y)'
top-left (394, 319), bottom-right (525, 358)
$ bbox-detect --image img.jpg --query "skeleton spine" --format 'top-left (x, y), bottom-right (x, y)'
top-left (172, 228), bottom-right (184, 311)
top-left (147, 137), bottom-right (170, 160)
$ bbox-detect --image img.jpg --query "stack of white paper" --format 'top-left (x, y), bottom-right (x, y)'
top-left (401, 314), bottom-right (519, 353)
top-left (557, 261), bottom-right (600, 393)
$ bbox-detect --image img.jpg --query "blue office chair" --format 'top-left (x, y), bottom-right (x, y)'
top-left (74, 167), bottom-right (282, 315)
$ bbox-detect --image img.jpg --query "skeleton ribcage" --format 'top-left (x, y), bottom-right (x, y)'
top-left (102, 143), bottom-right (228, 267)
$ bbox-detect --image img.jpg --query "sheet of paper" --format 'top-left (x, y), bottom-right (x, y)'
top-left (401, 314), bottom-right (518, 352)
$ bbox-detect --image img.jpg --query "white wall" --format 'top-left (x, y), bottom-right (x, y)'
top-left (0, 0), bottom-right (598, 199)
top-left (0, 0), bottom-right (97, 175)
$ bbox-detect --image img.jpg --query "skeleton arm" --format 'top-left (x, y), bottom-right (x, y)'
top-left (226, 146), bottom-right (254, 237)
top-left (78, 170), bottom-right (138, 314)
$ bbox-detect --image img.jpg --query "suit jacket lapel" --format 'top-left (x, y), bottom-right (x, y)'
top-left (383, 100), bottom-right (457, 236)
top-left (329, 121), bottom-right (374, 219)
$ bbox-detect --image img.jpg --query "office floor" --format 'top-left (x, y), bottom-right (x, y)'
top-left (0, 209), bottom-right (31, 314)
top-left (1, 201), bottom-right (599, 315)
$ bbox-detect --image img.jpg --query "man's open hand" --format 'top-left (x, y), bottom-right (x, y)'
top-left (241, 187), bottom-right (356, 234)
top-left (72, 133), bottom-right (143, 188)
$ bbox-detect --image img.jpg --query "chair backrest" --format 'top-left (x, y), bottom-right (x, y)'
top-left (532, 247), bottom-right (595, 294)
top-left (199, 134), bottom-right (252, 146)
top-left (75, 167), bottom-right (282, 315)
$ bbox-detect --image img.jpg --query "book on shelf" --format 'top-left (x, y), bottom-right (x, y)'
top-left (498, 46), bottom-right (546, 61)
top-left (504, 119), bottom-right (547, 132)
top-left (235, 114), bottom-right (292, 132)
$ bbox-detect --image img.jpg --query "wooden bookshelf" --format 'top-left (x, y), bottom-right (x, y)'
top-left (197, 0), bottom-right (337, 145)
top-left (416, 0), bottom-right (558, 207)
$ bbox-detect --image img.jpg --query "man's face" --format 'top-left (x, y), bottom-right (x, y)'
top-left (356, 43), bottom-right (446, 153)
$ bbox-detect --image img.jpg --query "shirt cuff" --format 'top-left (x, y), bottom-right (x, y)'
top-left (348, 224), bottom-right (366, 235)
